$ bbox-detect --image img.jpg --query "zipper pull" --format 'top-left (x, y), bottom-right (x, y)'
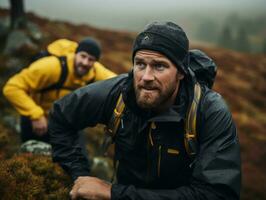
top-left (121, 118), bottom-right (124, 129)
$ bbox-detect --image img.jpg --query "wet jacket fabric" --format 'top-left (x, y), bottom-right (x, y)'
top-left (3, 53), bottom-right (116, 120)
top-left (49, 73), bottom-right (241, 200)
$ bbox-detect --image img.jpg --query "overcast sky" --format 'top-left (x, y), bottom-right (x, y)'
top-left (0, 0), bottom-right (265, 31)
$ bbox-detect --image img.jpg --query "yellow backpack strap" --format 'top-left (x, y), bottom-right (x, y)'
top-left (184, 83), bottom-right (202, 157)
top-left (102, 93), bottom-right (125, 183)
top-left (102, 93), bottom-right (125, 154)
top-left (107, 93), bottom-right (125, 137)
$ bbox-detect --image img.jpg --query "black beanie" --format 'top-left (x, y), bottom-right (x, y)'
top-left (132, 21), bottom-right (189, 74)
top-left (76, 37), bottom-right (101, 60)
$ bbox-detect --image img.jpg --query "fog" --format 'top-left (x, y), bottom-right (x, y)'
top-left (0, 0), bottom-right (265, 31)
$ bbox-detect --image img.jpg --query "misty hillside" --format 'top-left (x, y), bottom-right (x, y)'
top-left (0, 9), bottom-right (266, 199)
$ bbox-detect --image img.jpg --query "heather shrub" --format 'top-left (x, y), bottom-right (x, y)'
top-left (0, 154), bottom-right (71, 199)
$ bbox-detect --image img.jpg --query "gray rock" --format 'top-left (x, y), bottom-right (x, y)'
top-left (3, 30), bottom-right (38, 55)
top-left (0, 24), bottom-right (8, 38)
top-left (27, 22), bottom-right (43, 41)
top-left (0, 16), bottom-right (9, 36)
top-left (20, 140), bottom-right (52, 156)
top-left (2, 115), bottom-right (20, 133)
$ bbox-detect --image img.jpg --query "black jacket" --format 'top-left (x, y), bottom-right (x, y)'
top-left (49, 73), bottom-right (241, 200)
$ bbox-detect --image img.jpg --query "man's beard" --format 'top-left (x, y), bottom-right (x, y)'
top-left (74, 63), bottom-right (91, 77)
top-left (134, 79), bottom-right (178, 110)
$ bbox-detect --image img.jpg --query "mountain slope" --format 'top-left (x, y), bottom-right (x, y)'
top-left (0, 9), bottom-right (265, 199)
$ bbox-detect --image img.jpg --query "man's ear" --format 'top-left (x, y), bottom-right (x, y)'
top-left (177, 71), bottom-right (184, 80)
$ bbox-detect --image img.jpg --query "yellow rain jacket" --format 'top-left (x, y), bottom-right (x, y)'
top-left (3, 39), bottom-right (116, 120)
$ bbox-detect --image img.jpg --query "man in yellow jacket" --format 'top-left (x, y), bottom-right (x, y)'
top-left (3, 38), bottom-right (116, 143)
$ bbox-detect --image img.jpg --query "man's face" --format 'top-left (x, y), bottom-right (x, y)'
top-left (74, 51), bottom-right (96, 77)
top-left (133, 50), bottom-right (184, 111)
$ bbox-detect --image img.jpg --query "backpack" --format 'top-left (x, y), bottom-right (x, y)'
top-left (32, 39), bottom-right (78, 93)
top-left (189, 49), bottom-right (217, 88)
top-left (32, 39), bottom-right (78, 61)
top-left (103, 49), bottom-right (217, 159)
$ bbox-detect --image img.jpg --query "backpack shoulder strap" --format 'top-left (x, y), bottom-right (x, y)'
top-left (184, 82), bottom-right (202, 157)
top-left (102, 93), bottom-right (125, 153)
top-left (38, 56), bottom-right (68, 93)
top-left (102, 93), bottom-right (125, 182)
top-left (31, 50), bottom-right (51, 62)
top-left (106, 93), bottom-right (125, 137)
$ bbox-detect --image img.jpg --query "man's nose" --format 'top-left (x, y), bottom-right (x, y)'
top-left (142, 66), bottom-right (155, 81)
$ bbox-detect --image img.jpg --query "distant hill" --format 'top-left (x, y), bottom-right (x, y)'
top-left (0, 9), bottom-right (265, 199)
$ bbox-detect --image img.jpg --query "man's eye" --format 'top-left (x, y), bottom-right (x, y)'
top-left (135, 62), bottom-right (146, 69)
top-left (88, 58), bottom-right (96, 62)
top-left (154, 64), bottom-right (166, 71)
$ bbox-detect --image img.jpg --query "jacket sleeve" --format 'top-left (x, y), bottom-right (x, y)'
top-left (2, 56), bottom-right (61, 119)
top-left (111, 91), bottom-right (241, 200)
top-left (48, 76), bottom-right (124, 180)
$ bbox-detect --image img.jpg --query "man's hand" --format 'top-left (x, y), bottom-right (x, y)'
top-left (70, 176), bottom-right (111, 200)
top-left (32, 116), bottom-right (48, 136)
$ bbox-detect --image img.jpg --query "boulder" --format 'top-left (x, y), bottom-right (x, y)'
top-left (3, 30), bottom-right (38, 56)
